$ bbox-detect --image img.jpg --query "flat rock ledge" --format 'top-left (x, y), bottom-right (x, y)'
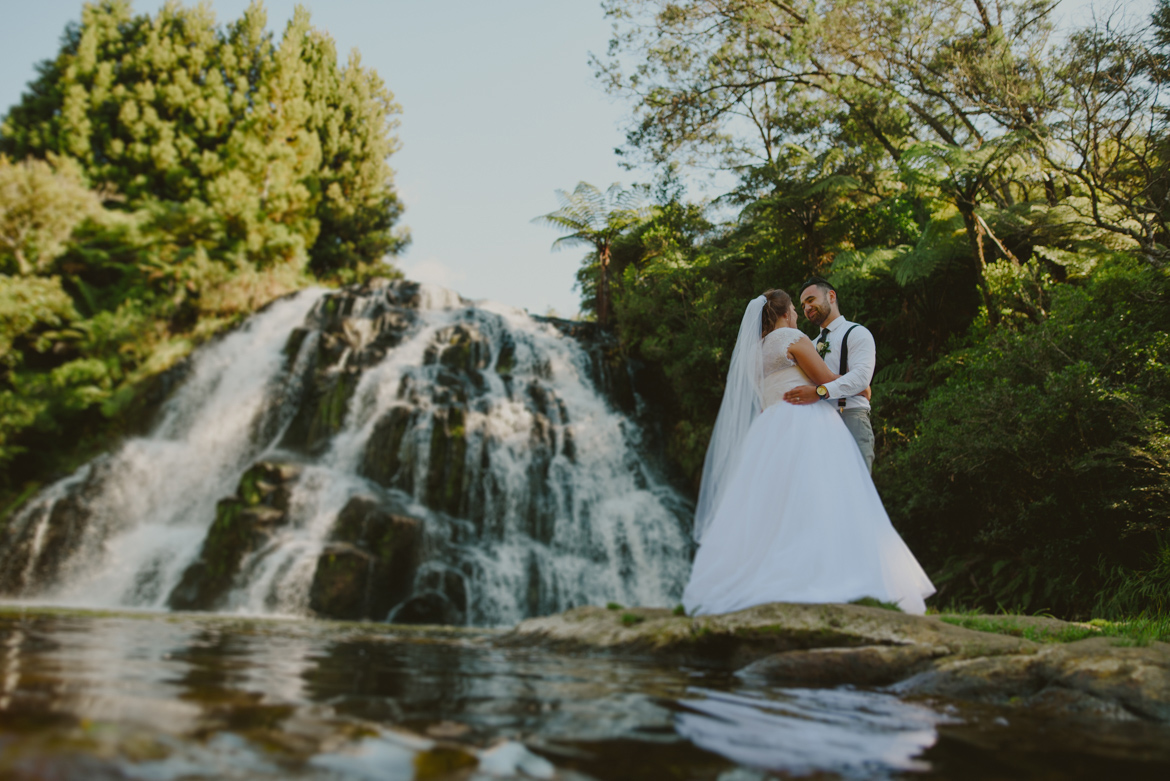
top-left (502, 603), bottom-right (1170, 723)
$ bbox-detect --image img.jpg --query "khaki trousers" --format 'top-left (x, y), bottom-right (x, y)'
top-left (841, 408), bottom-right (875, 473)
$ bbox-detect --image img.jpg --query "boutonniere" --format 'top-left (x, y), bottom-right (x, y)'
top-left (817, 340), bottom-right (831, 358)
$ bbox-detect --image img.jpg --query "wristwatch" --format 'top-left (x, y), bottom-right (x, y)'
top-left (816, 385), bottom-right (829, 399)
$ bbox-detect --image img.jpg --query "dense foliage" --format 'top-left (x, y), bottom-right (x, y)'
top-left (541, 0), bottom-right (1170, 617)
top-left (0, 1), bottom-right (405, 508)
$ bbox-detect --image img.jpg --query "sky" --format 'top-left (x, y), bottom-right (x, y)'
top-left (0, 0), bottom-right (1160, 316)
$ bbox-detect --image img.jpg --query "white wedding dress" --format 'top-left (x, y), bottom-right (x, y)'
top-left (682, 326), bottom-right (936, 616)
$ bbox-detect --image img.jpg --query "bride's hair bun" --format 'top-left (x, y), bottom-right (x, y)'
top-left (760, 288), bottom-right (793, 336)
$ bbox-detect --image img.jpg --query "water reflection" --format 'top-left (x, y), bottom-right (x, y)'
top-left (675, 686), bottom-right (945, 778)
top-left (0, 608), bottom-right (1167, 780)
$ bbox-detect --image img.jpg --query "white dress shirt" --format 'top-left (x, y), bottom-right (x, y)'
top-left (816, 316), bottom-right (875, 412)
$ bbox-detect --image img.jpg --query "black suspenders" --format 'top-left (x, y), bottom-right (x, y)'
top-left (837, 324), bottom-right (861, 413)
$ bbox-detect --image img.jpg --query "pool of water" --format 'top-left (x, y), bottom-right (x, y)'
top-left (0, 607), bottom-right (1166, 779)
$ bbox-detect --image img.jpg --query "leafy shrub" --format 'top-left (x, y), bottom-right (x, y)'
top-left (881, 254), bottom-right (1170, 617)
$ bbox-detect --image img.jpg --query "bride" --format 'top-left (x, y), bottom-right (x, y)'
top-left (682, 289), bottom-right (936, 616)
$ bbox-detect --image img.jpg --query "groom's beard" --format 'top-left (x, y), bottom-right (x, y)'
top-left (805, 303), bottom-right (831, 327)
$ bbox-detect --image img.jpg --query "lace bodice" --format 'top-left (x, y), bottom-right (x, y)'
top-left (760, 327), bottom-right (811, 408)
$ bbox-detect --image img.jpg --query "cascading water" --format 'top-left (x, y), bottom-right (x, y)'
top-left (0, 290), bottom-right (325, 606)
top-left (0, 280), bottom-right (693, 626)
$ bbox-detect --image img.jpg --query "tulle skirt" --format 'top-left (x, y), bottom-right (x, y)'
top-left (682, 400), bottom-right (936, 616)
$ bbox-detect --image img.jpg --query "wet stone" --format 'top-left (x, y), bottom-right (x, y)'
top-left (168, 461), bottom-right (300, 611)
top-left (308, 543), bottom-right (374, 621)
top-left (495, 337), bottom-right (516, 376)
top-left (0, 458), bottom-right (112, 597)
top-left (308, 496), bottom-right (423, 621)
top-left (424, 323), bottom-right (491, 373)
top-left (360, 406), bottom-right (416, 490)
top-left (280, 362), bottom-right (361, 455)
top-left (896, 637), bottom-right (1170, 722)
top-left (425, 407), bottom-right (468, 516)
top-left (282, 286), bottom-right (419, 455)
top-left (392, 591), bottom-right (463, 626)
top-left (281, 326), bottom-right (310, 367)
top-left (738, 644), bottom-right (945, 687)
top-left (392, 567), bottom-right (468, 626)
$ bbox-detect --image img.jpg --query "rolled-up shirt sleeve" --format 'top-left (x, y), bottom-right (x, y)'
top-left (823, 326), bottom-right (876, 399)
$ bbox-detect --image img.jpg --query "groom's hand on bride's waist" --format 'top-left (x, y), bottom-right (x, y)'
top-left (783, 386), bottom-right (820, 405)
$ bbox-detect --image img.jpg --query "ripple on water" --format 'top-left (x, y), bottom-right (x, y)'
top-left (0, 608), bottom-right (1168, 780)
top-left (674, 686), bottom-right (949, 779)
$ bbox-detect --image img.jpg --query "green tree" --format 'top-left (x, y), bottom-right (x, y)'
top-left (0, 0), bottom-right (406, 277)
top-left (304, 44), bottom-right (408, 276)
top-left (881, 255), bottom-right (1170, 616)
top-left (533, 182), bottom-right (650, 327)
top-left (0, 155), bottom-right (100, 276)
top-left (0, 1), bottom-right (408, 500)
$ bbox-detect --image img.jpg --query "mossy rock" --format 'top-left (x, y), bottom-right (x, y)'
top-left (308, 543), bottom-right (374, 620)
top-left (424, 324), bottom-right (491, 373)
top-left (495, 337), bottom-right (516, 376)
top-left (236, 461), bottom-right (300, 511)
top-left (502, 602), bottom-right (1034, 669)
top-left (307, 496), bottom-right (423, 621)
top-left (282, 327), bottom-right (310, 367)
top-left (360, 406), bottom-right (415, 490)
top-left (168, 497), bottom-right (250, 610)
top-left (424, 407), bottom-right (467, 516)
top-left (167, 462), bottom-right (299, 611)
top-left (897, 637), bottom-right (1170, 723)
top-left (280, 366), bottom-right (360, 454)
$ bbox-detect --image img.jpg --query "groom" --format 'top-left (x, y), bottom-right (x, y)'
top-left (783, 276), bottom-right (877, 471)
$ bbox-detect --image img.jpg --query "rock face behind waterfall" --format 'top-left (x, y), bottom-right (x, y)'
top-left (0, 280), bottom-right (692, 626)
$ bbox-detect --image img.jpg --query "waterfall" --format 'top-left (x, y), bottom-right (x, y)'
top-left (0, 280), bottom-right (693, 626)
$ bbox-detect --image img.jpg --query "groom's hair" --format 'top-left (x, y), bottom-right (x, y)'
top-left (800, 276), bottom-right (836, 298)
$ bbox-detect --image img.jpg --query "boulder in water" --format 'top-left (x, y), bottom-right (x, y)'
top-left (392, 591), bottom-right (463, 626)
top-left (391, 567), bottom-right (468, 626)
top-left (168, 461), bottom-right (300, 611)
top-left (307, 496), bottom-right (422, 621)
top-left (307, 543), bottom-right (375, 620)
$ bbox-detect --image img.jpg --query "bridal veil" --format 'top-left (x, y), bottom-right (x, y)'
top-left (692, 295), bottom-right (766, 543)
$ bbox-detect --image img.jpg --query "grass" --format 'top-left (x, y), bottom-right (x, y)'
top-left (620, 612), bottom-right (644, 627)
top-left (849, 597), bottom-right (904, 612)
top-left (938, 614), bottom-right (1170, 647)
top-left (939, 615), bottom-right (1096, 643)
top-left (1086, 617), bottom-right (1170, 647)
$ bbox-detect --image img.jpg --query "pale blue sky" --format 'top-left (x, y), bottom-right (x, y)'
top-left (0, 1), bottom-right (1159, 315)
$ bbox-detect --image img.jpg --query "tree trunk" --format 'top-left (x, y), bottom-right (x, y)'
top-left (597, 245), bottom-right (611, 328)
top-left (958, 203), bottom-right (999, 327)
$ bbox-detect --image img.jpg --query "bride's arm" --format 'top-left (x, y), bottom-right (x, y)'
top-left (783, 336), bottom-right (872, 404)
top-left (786, 335), bottom-right (838, 385)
